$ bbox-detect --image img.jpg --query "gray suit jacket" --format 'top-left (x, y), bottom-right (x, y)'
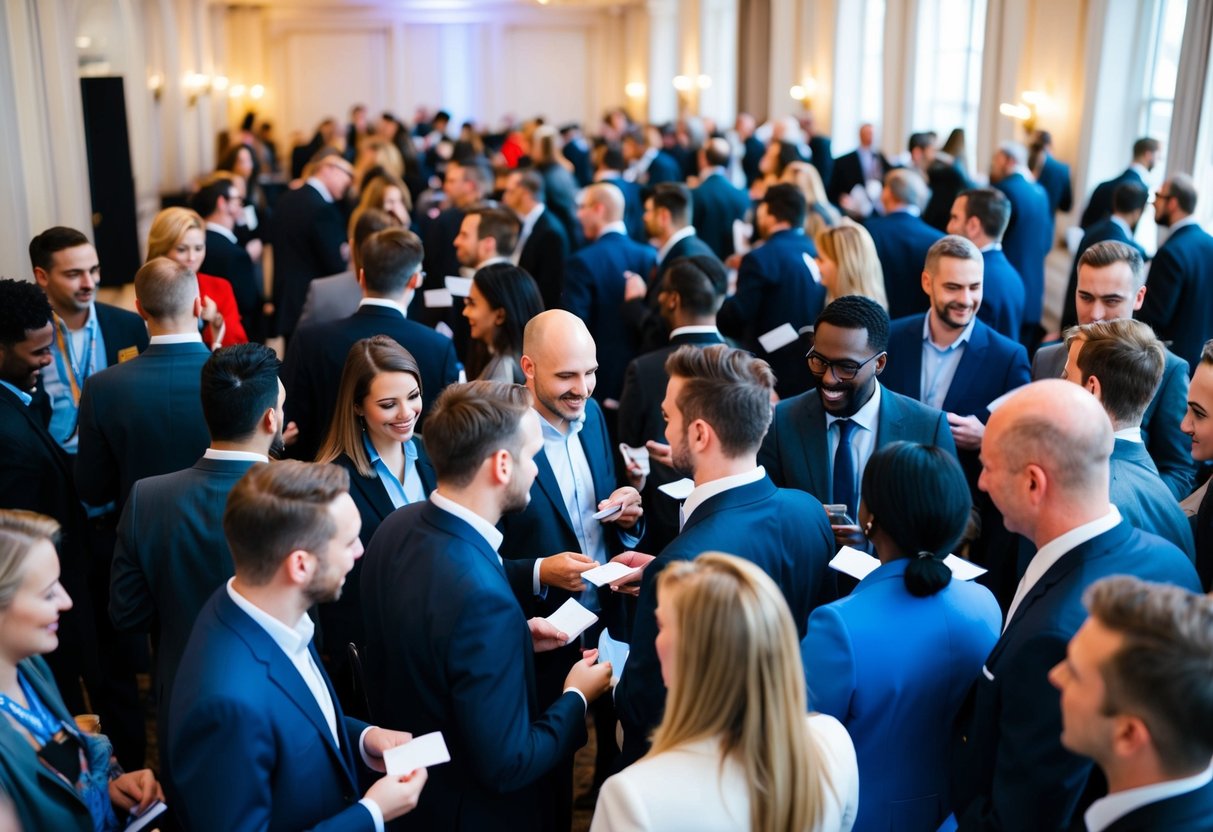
top-left (297, 270), bottom-right (361, 328)
top-left (1109, 438), bottom-right (1194, 560)
top-left (1033, 342), bottom-right (1194, 498)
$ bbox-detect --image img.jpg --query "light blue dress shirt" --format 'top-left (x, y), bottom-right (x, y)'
top-left (43, 306), bottom-right (108, 452)
top-left (920, 314), bottom-right (975, 410)
top-left (362, 433), bottom-right (426, 509)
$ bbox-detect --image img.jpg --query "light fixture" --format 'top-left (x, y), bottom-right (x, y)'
top-left (696, 74), bottom-right (711, 90)
top-left (790, 76), bottom-right (818, 110)
top-left (672, 75), bottom-right (693, 92)
top-left (249, 84), bottom-right (265, 100)
top-left (75, 36), bottom-right (92, 49)
top-left (624, 81), bottom-right (646, 99)
top-left (229, 83), bottom-right (247, 99)
top-left (148, 72), bottom-right (164, 102)
top-left (1000, 90), bottom-right (1052, 135)
top-left (212, 75), bottom-right (229, 92)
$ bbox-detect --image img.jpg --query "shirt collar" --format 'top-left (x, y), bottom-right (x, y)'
top-left (1113, 427), bottom-right (1144, 444)
top-left (682, 466), bottom-right (766, 523)
top-left (1110, 215), bottom-right (1133, 235)
top-left (0, 380), bottom-right (32, 406)
top-left (206, 221), bottom-right (238, 244)
top-left (1085, 763), bottom-right (1213, 832)
top-left (521, 203), bottom-right (545, 226)
top-left (429, 491), bottom-right (504, 551)
top-left (657, 226), bottom-right (696, 264)
top-left (922, 313), bottom-right (977, 351)
top-left (307, 177), bottom-right (334, 203)
top-left (204, 448), bottom-right (269, 463)
top-left (1011, 507), bottom-right (1122, 625)
top-left (149, 332), bottom-right (204, 345)
top-left (1129, 162), bottom-right (1150, 179)
top-left (539, 411), bottom-right (586, 441)
top-left (476, 255), bottom-right (512, 269)
top-left (979, 242), bottom-right (1002, 252)
top-left (359, 297), bottom-right (407, 317)
top-left (824, 379), bottom-right (882, 432)
top-left (669, 325), bottom-right (721, 339)
top-left (362, 432), bottom-right (417, 465)
top-left (1167, 215), bottom-right (1199, 234)
top-left (599, 221), bottom-right (629, 238)
top-left (889, 205), bottom-right (922, 217)
top-left (225, 577), bottom-right (314, 657)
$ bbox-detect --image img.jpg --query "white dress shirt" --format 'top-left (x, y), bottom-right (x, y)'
top-left (203, 448), bottom-right (269, 463)
top-left (1113, 426), bottom-right (1144, 444)
top-left (148, 333), bottom-right (203, 345)
top-left (656, 226), bottom-right (696, 267)
top-left (358, 297), bottom-right (407, 317)
top-left (1084, 763), bottom-right (1213, 832)
top-left (681, 466), bottom-right (766, 525)
top-left (206, 221), bottom-right (238, 244)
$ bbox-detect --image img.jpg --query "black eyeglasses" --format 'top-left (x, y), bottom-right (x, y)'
top-left (806, 350), bottom-right (884, 381)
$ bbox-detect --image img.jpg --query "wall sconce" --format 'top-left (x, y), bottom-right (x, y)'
top-left (696, 74), bottom-right (711, 90)
top-left (229, 83), bottom-right (247, 99)
top-left (75, 36), bottom-right (92, 49)
top-left (147, 73), bottom-right (164, 102)
top-left (249, 84), bottom-right (265, 101)
top-left (625, 81), bottom-right (646, 99)
top-left (999, 90), bottom-right (1051, 135)
top-left (184, 72), bottom-right (210, 106)
top-left (212, 75), bottom-right (230, 93)
top-left (789, 77), bottom-right (818, 111)
top-left (672, 74), bottom-right (710, 114)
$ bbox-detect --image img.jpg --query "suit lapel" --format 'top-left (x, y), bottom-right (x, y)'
top-left (943, 322), bottom-right (990, 414)
top-left (351, 470), bottom-right (396, 526)
top-left (422, 501), bottom-right (508, 579)
top-left (533, 450), bottom-right (576, 535)
top-left (798, 394), bottom-right (832, 498)
top-left (1, 389), bottom-right (73, 483)
top-left (680, 477), bottom-right (774, 533)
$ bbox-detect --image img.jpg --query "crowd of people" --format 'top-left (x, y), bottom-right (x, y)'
top-left (0, 101), bottom-right (1212, 832)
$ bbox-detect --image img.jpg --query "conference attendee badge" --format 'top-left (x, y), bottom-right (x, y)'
top-left (424, 289), bottom-right (454, 308)
top-left (384, 731), bottom-right (451, 777)
top-left (444, 276), bottom-right (473, 297)
top-left (758, 323), bottom-right (799, 353)
top-left (118, 346), bottom-right (139, 363)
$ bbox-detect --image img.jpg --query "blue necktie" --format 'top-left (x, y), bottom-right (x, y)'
top-left (833, 419), bottom-right (857, 518)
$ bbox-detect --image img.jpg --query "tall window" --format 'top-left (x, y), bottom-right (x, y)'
top-left (858, 0), bottom-right (885, 128)
top-left (1137, 0), bottom-right (1188, 251)
top-left (913, 0), bottom-right (987, 169)
top-left (833, 0), bottom-right (885, 153)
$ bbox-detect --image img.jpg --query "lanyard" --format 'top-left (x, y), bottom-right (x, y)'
top-left (0, 673), bottom-right (64, 745)
top-left (52, 312), bottom-right (96, 406)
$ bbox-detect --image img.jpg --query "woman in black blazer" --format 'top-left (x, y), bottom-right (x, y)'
top-left (316, 335), bottom-right (436, 715)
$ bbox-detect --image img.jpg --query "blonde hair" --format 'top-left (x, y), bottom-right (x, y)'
top-left (358, 171), bottom-right (413, 219)
top-left (816, 222), bottom-right (888, 309)
top-left (147, 206), bottom-right (205, 262)
top-left (649, 552), bottom-right (832, 832)
top-left (0, 510), bottom-right (60, 610)
top-left (782, 161), bottom-right (838, 239)
top-left (357, 136), bottom-right (405, 180)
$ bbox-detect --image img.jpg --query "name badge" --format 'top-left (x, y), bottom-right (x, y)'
top-left (117, 346), bottom-right (139, 363)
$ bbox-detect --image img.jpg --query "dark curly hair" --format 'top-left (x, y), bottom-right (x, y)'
top-left (0, 279), bottom-right (52, 347)
top-left (814, 294), bottom-right (890, 353)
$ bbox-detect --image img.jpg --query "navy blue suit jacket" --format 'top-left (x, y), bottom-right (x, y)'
top-left (110, 455), bottom-right (258, 744)
top-left (517, 208), bottom-right (570, 311)
top-left (803, 559), bottom-right (1001, 832)
top-left (759, 385), bottom-right (957, 502)
top-left (691, 172), bottom-right (751, 258)
top-left (1081, 168), bottom-right (1145, 230)
top-left (599, 178), bottom-right (646, 243)
top-left (94, 302), bottom-right (149, 365)
top-left (1138, 223), bottom-right (1213, 371)
top-left (361, 501), bottom-right (587, 831)
top-left (282, 304), bottom-right (462, 461)
top-left (977, 249), bottom-right (1025, 341)
top-left (75, 341), bottom-right (212, 512)
top-left (270, 182), bottom-right (348, 337)
top-left (864, 211), bottom-right (945, 320)
top-left (614, 475), bottom-right (837, 767)
top-left (560, 231), bottom-right (658, 403)
top-left (621, 232), bottom-right (719, 354)
top-left (1036, 154), bottom-right (1073, 216)
top-left (994, 173), bottom-right (1052, 326)
top-left (643, 150), bottom-right (683, 185)
top-left (1110, 438), bottom-right (1194, 559)
top-left (952, 521), bottom-right (1201, 831)
top-left (169, 588), bottom-right (375, 831)
top-left (1102, 778), bottom-right (1213, 832)
top-left (1033, 343), bottom-right (1194, 499)
top-left (1060, 217), bottom-right (1148, 331)
top-left (827, 148), bottom-right (889, 206)
top-left (717, 227), bottom-right (824, 397)
top-left (202, 229), bottom-right (258, 322)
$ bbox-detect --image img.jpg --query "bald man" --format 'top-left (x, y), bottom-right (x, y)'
top-left (951, 380), bottom-right (1200, 831)
top-left (500, 310), bottom-right (643, 820)
top-left (561, 183), bottom-right (657, 421)
top-left (691, 137), bottom-right (751, 258)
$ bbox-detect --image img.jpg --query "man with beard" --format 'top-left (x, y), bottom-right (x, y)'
top-left (361, 380), bottom-right (614, 831)
top-left (169, 461), bottom-right (428, 830)
top-left (1136, 173), bottom-right (1213, 372)
top-left (759, 295), bottom-right (955, 550)
top-left (613, 344), bottom-right (836, 768)
top-left (110, 343), bottom-right (293, 760)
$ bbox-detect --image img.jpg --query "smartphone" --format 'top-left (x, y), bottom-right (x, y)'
top-left (823, 503), bottom-right (855, 526)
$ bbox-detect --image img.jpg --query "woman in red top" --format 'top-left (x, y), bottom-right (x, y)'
top-left (146, 207), bottom-right (248, 348)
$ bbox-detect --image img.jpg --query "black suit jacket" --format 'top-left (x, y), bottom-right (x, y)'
top-left (620, 232), bottom-right (719, 354)
top-left (827, 148), bottom-right (889, 206)
top-left (808, 134), bottom-right (834, 188)
top-left (923, 161), bottom-right (969, 232)
top-left (518, 208), bottom-right (570, 310)
top-left (1137, 223), bottom-right (1213, 372)
top-left (618, 330), bottom-right (726, 552)
top-left (75, 341), bottom-right (212, 512)
top-left (93, 302), bottom-right (149, 365)
top-left (202, 229), bottom-right (258, 322)
top-left (361, 501), bottom-right (587, 831)
top-left (1036, 154), bottom-right (1073, 215)
top-left (270, 182), bottom-right (348, 336)
top-left (282, 304), bottom-right (462, 461)
top-left (1060, 218), bottom-right (1148, 331)
top-left (1081, 168), bottom-right (1145, 230)
top-left (864, 211), bottom-right (945, 320)
top-left (1101, 778), bottom-right (1213, 832)
top-left (691, 172), bottom-right (751, 258)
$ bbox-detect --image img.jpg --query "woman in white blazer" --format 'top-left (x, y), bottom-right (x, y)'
top-left (591, 552), bottom-right (859, 832)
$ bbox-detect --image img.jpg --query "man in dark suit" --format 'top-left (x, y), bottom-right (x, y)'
top-left (1061, 320), bottom-right (1194, 558)
top-left (361, 381), bottom-right (614, 831)
top-left (718, 183), bottom-right (824, 398)
top-left (621, 182), bottom-right (718, 352)
top-left (951, 380), bottom-right (1201, 831)
top-left (691, 137), bottom-right (751, 259)
top-left (1080, 137), bottom-right (1160, 230)
top-left (593, 147), bottom-right (647, 243)
top-left (827, 122), bottom-right (889, 207)
top-left (561, 182), bottom-right (657, 416)
top-left (0, 279), bottom-right (101, 720)
top-left (283, 228), bottom-right (462, 461)
top-left (1050, 576), bottom-right (1213, 832)
top-left (991, 142), bottom-right (1053, 350)
top-left (415, 158), bottom-right (492, 299)
top-left (1034, 241), bottom-right (1193, 499)
top-left (1029, 130), bottom-right (1073, 219)
top-left (504, 169), bottom-right (569, 310)
top-left (169, 461), bottom-right (428, 830)
top-left (298, 208), bottom-right (399, 328)
top-left (735, 112), bottom-right (766, 186)
top-left (865, 168), bottom-right (945, 319)
top-left (269, 148), bottom-right (353, 339)
top-left (195, 176), bottom-right (260, 336)
top-left (624, 125), bottom-right (682, 186)
top-left (1137, 174), bottom-right (1213, 372)
top-left (76, 258), bottom-right (212, 514)
top-left (110, 343), bottom-right (286, 754)
top-left (619, 256), bottom-right (728, 554)
top-left (946, 188), bottom-right (1026, 341)
top-left (1060, 183), bottom-right (1149, 332)
top-left (615, 344), bottom-right (836, 767)
top-left (759, 296), bottom-right (956, 550)
top-left (909, 131), bottom-right (969, 232)
top-left (29, 226), bottom-right (148, 454)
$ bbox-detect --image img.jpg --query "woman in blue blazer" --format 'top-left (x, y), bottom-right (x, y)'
top-left (0, 509), bottom-right (162, 831)
top-left (316, 336), bottom-right (436, 715)
top-left (801, 442), bottom-right (1002, 832)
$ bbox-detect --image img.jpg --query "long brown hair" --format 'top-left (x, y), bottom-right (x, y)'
top-left (649, 552), bottom-right (833, 832)
top-left (315, 336), bottom-right (422, 477)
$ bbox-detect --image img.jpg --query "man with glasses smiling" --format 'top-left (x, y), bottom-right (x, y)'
top-left (760, 295), bottom-right (955, 548)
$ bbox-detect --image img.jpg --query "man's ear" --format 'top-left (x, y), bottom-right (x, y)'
top-left (32, 267), bottom-right (49, 289)
top-left (134, 299), bottom-right (149, 322)
top-left (520, 354), bottom-right (535, 381)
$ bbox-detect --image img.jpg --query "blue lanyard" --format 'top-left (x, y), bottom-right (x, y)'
top-left (52, 312), bottom-right (97, 404)
top-left (0, 673), bottom-right (65, 745)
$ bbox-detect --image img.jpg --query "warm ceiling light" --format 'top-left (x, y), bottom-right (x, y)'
top-left (249, 84), bottom-right (265, 100)
top-left (625, 82), bottom-right (646, 98)
top-left (696, 74), bottom-right (712, 89)
top-left (672, 75), bottom-right (693, 92)
top-left (212, 75), bottom-right (229, 92)
top-left (999, 102), bottom-right (1031, 120)
top-left (790, 85), bottom-right (806, 101)
top-left (229, 84), bottom-right (247, 98)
